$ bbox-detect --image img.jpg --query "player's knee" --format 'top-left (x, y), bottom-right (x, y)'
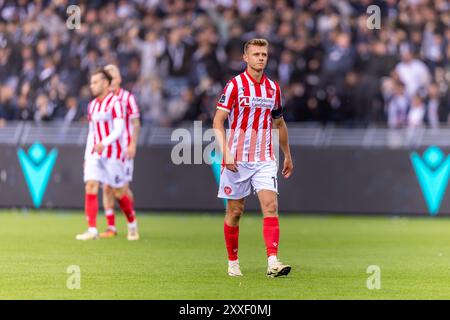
top-left (227, 204), bottom-right (244, 219)
top-left (103, 184), bottom-right (113, 194)
top-left (262, 199), bottom-right (278, 216)
top-left (85, 181), bottom-right (99, 194)
top-left (113, 187), bottom-right (125, 199)
top-left (127, 187), bottom-right (134, 201)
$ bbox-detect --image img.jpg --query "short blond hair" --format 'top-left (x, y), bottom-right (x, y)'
top-left (104, 64), bottom-right (120, 76)
top-left (104, 64), bottom-right (122, 85)
top-left (244, 38), bottom-right (269, 53)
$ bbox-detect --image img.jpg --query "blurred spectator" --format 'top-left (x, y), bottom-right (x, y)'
top-left (321, 32), bottom-right (355, 89)
top-left (167, 86), bottom-right (194, 124)
top-left (136, 77), bottom-right (165, 126)
top-left (54, 96), bottom-right (82, 125)
top-left (338, 72), bottom-right (360, 124)
top-left (0, 83), bottom-right (16, 120)
top-left (426, 83), bottom-right (442, 128)
top-left (394, 48), bottom-right (431, 98)
top-left (0, 0), bottom-right (448, 128)
top-left (408, 95), bottom-right (425, 128)
top-left (384, 80), bottom-right (409, 129)
top-left (129, 27), bottom-right (165, 79)
top-left (14, 94), bottom-right (33, 121)
top-left (34, 93), bottom-right (54, 123)
top-left (284, 82), bottom-right (312, 122)
top-left (355, 41), bottom-right (397, 123)
top-left (277, 50), bottom-right (295, 87)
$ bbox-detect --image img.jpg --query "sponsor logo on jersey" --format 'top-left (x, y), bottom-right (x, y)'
top-left (239, 96), bottom-right (250, 107)
top-left (239, 96), bottom-right (273, 109)
top-left (251, 97), bottom-right (274, 109)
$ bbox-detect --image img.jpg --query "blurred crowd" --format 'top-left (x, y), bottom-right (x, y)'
top-left (0, 0), bottom-right (449, 128)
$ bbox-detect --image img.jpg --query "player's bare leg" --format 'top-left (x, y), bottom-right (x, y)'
top-left (225, 198), bottom-right (245, 276)
top-left (99, 184), bottom-right (118, 238)
top-left (125, 186), bottom-right (139, 238)
top-left (258, 190), bottom-right (291, 277)
top-left (114, 186), bottom-right (139, 240)
top-left (76, 180), bottom-right (100, 240)
top-left (126, 185), bottom-right (134, 203)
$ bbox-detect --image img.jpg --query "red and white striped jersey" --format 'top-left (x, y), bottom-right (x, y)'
top-left (86, 92), bottom-right (125, 160)
top-left (116, 88), bottom-right (140, 147)
top-left (216, 70), bottom-right (283, 162)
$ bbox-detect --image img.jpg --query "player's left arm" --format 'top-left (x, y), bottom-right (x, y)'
top-left (273, 116), bottom-right (293, 179)
top-left (127, 94), bottom-right (141, 159)
top-left (272, 83), bottom-right (293, 179)
top-left (127, 118), bottom-right (141, 159)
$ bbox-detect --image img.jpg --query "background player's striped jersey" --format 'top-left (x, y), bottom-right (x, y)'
top-left (86, 92), bottom-right (125, 160)
top-left (116, 88), bottom-right (140, 147)
top-left (216, 70), bottom-right (283, 162)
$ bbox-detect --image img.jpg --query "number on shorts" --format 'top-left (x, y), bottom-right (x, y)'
top-left (271, 176), bottom-right (277, 189)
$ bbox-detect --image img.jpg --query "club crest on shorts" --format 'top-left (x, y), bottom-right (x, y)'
top-left (224, 186), bottom-right (232, 195)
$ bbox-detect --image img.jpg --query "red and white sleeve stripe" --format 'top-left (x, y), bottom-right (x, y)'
top-left (217, 80), bottom-right (237, 113)
top-left (127, 93), bottom-right (140, 119)
top-left (274, 81), bottom-right (282, 110)
top-left (111, 96), bottom-right (124, 119)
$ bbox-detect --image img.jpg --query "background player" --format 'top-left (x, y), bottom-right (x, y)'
top-left (99, 64), bottom-right (140, 241)
top-left (213, 38), bottom-right (294, 277)
top-left (77, 68), bottom-right (136, 240)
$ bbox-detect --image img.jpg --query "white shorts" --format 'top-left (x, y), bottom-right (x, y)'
top-left (84, 156), bottom-right (126, 188)
top-left (218, 161), bottom-right (278, 199)
top-left (124, 158), bottom-right (134, 182)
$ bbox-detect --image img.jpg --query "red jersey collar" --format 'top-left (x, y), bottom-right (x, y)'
top-left (245, 69), bottom-right (266, 85)
top-left (115, 88), bottom-right (123, 96)
top-left (96, 91), bottom-right (112, 104)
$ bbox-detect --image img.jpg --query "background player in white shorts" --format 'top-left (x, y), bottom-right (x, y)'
top-left (99, 64), bottom-right (141, 240)
top-left (76, 68), bottom-right (137, 240)
top-left (213, 38), bottom-right (294, 277)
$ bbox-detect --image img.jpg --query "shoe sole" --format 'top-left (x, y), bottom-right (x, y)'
top-left (267, 265), bottom-right (291, 278)
top-left (228, 272), bottom-right (243, 277)
top-left (75, 237), bottom-right (99, 240)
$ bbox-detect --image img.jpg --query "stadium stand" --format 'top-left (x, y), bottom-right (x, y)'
top-left (0, 0), bottom-right (448, 128)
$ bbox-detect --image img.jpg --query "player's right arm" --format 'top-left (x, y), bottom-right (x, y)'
top-left (84, 121), bottom-right (94, 170)
top-left (213, 80), bottom-right (238, 172)
top-left (84, 114), bottom-right (94, 161)
top-left (213, 109), bottom-right (237, 172)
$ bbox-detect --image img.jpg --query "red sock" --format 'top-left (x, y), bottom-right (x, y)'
top-left (105, 208), bottom-right (115, 229)
top-left (224, 222), bottom-right (239, 261)
top-left (263, 217), bottom-right (279, 257)
top-left (118, 194), bottom-right (136, 223)
top-left (85, 194), bottom-right (98, 228)
top-left (130, 196), bottom-right (134, 208)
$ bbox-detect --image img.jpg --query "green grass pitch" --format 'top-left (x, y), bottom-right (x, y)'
top-left (0, 210), bottom-right (449, 299)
